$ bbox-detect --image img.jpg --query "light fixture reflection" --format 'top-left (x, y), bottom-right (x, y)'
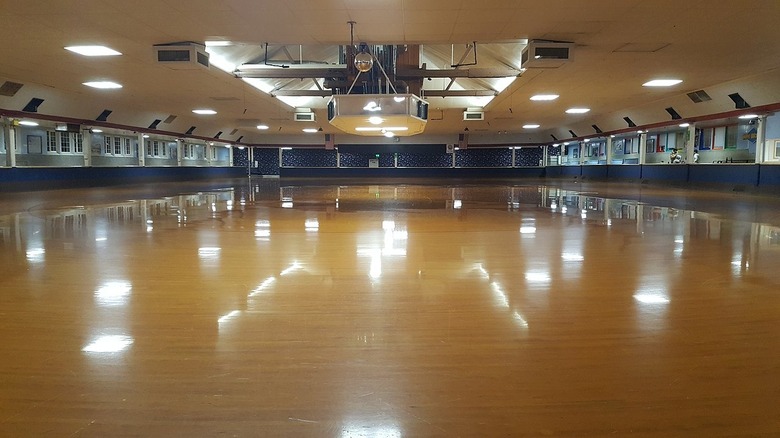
top-left (82, 335), bottom-right (133, 353)
top-left (95, 281), bottom-right (132, 307)
top-left (633, 294), bottom-right (670, 304)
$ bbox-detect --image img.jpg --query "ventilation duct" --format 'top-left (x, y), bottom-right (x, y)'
top-left (0, 81), bottom-right (23, 97)
top-left (521, 40), bottom-right (573, 68)
top-left (154, 43), bottom-right (210, 70)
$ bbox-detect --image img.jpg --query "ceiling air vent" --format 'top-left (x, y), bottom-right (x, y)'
top-left (521, 40), bottom-right (574, 68)
top-left (294, 112), bottom-right (316, 122)
top-left (0, 81), bottom-right (23, 97)
top-left (463, 110), bottom-right (484, 121)
top-left (154, 43), bottom-right (209, 70)
top-left (687, 90), bottom-right (711, 103)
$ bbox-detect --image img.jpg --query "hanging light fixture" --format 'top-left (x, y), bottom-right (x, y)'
top-left (327, 22), bottom-right (429, 137)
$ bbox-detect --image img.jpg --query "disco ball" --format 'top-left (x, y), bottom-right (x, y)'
top-left (354, 51), bottom-right (373, 72)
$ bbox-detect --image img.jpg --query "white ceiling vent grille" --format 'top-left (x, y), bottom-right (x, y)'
top-left (154, 43), bottom-right (209, 70)
top-left (463, 110), bottom-right (484, 121)
top-left (521, 40), bottom-right (573, 68)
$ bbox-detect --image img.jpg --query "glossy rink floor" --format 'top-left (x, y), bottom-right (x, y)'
top-left (2, 179), bottom-right (780, 437)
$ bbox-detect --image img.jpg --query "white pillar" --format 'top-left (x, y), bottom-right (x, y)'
top-left (511, 147), bottom-right (516, 167)
top-left (755, 116), bottom-right (766, 164)
top-left (606, 136), bottom-right (613, 164)
top-left (137, 133), bottom-right (146, 167)
top-left (7, 122), bottom-right (17, 167)
top-left (684, 124), bottom-right (696, 163)
top-left (228, 146), bottom-right (234, 167)
top-left (542, 146), bottom-right (547, 167)
top-left (579, 142), bottom-right (585, 166)
top-left (82, 129), bottom-right (91, 167)
top-left (2, 118), bottom-right (13, 167)
top-left (638, 133), bottom-right (648, 164)
top-left (176, 139), bottom-right (183, 166)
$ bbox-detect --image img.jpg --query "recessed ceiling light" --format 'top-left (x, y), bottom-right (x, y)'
top-left (19, 120), bottom-right (39, 126)
top-left (643, 79), bottom-right (682, 87)
top-left (566, 108), bottom-right (590, 114)
top-left (523, 124), bottom-right (540, 129)
top-left (83, 81), bottom-right (122, 89)
top-left (530, 94), bottom-right (559, 101)
top-left (302, 128), bottom-right (318, 133)
top-left (65, 45), bottom-right (122, 57)
top-left (142, 134), bottom-right (150, 138)
top-left (256, 124), bottom-right (269, 130)
top-left (192, 109), bottom-right (217, 115)
top-left (738, 114), bottom-right (759, 119)
top-left (91, 128), bottom-right (103, 133)
top-left (204, 40), bottom-right (232, 47)
top-left (679, 123), bottom-right (690, 128)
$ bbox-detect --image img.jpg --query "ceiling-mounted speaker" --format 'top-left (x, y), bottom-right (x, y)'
top-left (0, 81), bottom-right (23, 97)
top-left (728, 93), bottom-right (750, 109)
top-left (665, 107), bottom-right (682, 120)
top-left (148, 119), bottom-right (161, 129)
top-left (185, 126), bottom-right (196, 135)
top-left (521, 40), bottom-right (574, 69)
top-left (623, 116), bottom-right (636, 127)
top-left (458, 133), bottom-right (468, 149)
top-left (154, 42), bottom-right (209, 70)
top-left (22, 97), bottom-right (44, 112)
top-left (325, 133), bottom-right (335, 150)
top-left (96, 109), bottom-right (112, 122)
top-left (592, 124), bottom-right (603, 134)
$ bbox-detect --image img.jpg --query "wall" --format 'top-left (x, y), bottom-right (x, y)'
top-left (0, 166), bottom-right (245, 192)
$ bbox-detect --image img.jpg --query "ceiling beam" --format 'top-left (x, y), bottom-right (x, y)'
top-left (397, 68), bottom-right (521, 79)
top-left (423, 90), bottom-right (498, 97)
top-left (270, 90), bottom-right (498, 98)
top-left (235, 67), bottom-right (348, 79)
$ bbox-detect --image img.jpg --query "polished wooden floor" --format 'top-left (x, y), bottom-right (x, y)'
top-left (1, 178), bottom-right (780, 437)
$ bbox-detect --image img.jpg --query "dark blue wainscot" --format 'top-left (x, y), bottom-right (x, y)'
top-left (581, 165), bottom-right (608, 180)
top-left (605, 165), bottom-right (641, 180)
top-left (640, 164), bottom-right (689, 183)
top-left (0, 166), bottom-right (244, 192)
top-left (279, 167), bottom-right (545, 178)
top-left (758, 164), bottom-right (780, 188)
top-left (688, 164), bottom-right (759, 188)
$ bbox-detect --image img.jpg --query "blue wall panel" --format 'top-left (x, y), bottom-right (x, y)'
top-left (582, 166), bottom-right (608, 179)
top-left (516, 147), bottom-right (544, 166)
top-left (607, 165), bottom-right (641, 179)
top-left (758, 165), bottom-right (780, 187)
top-left (641, 165), bottom-right (688, 182)
top-left (455, 149), bottom-right (512, 167)
top-left (280, 167), bottom-right (545, 178)
top-left (560, 166), bottom-right (582, 176)
top-left (688, 164), bottom-right (758, 186)
top-left (252, 148), bottom-right (280, 175)
top-left (0, 167), bottom-right (244, 192)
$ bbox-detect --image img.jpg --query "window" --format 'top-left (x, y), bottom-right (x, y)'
top-left (144, 139), bottom-right (168, 158)
top-left (47, 131), bottom-right (58, 152)
top-left (104, 136), bottom-right (133, 157)
top-left (59, 132), bottom-right (70, 152)
top-left (211, 146), bottom-right (217, 160)
top-left (183, 144), bottom-right (197, 159)
top-left (74, 133), bottom-right (83, 153)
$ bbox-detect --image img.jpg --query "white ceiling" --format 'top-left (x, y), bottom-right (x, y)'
top-left (1, 0), bottom-right (779, 145)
